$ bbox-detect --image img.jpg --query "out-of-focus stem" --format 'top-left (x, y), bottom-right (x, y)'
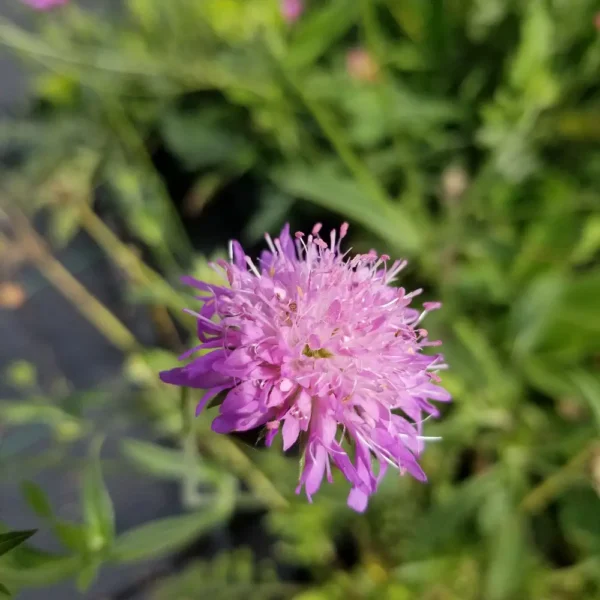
top-left (11, 209), bottom-right (139, 353)
top-left (180, 387), bottom-right (203, 508)
top-left (520, 442), bottom-right (598, 514)
top-left (102, 99), bottom-right (192, 267)
top-left (198, 433), bottom-right (289, 510)
top-left (78, 204), bottom-right (194, 331)
top-left (278, 68), bottom-right (422, 253)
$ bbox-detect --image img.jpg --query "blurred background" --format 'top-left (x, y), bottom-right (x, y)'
top-left (0, 0), bottom-right (599, 598)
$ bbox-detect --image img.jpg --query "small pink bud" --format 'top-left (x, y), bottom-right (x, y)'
top-left (22, 0), bottom-right (68, 9)
top-left (347, 48), bottom-right (380, 82)
top-left (281, 0), bottom-right (304, 24)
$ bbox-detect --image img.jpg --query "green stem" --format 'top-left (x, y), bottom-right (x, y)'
top-left (102, 99), bottom-right (193, 266)
top-left (198, 433), bottom-right (289, 511)
top-left (180, 388), bottom-right (203, 508)
top-left (12, 209), bottom-right (139, 353)
top-left (78, 204), bottom-right (194, 331)
top-left (279, 68), bottom-right (422, 252)
top-left (520, 443), bottom-right (597, 514)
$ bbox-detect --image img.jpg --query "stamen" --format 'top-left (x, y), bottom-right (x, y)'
top-left (244, 256), bottom-right (261, 278)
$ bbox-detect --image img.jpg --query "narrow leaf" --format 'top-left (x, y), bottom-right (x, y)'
top-left (121, 438), bottom-right (207, 481)
top-left (112, 502), bottom-right (231, 563)
top-left (20, 482), bottom-right (53, 520)
top-left (0, 531), bottom-right (37, 557)
top-left (82, 438), bottom-right (115, 551)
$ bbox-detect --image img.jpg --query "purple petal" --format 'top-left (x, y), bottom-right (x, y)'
top-left (282, 416), bottom-right (300, 450)
top-left (230, 240), bottom-right (246, 269)
top-left (195, 384), bottom-right (231, 416)
top-left (347, 487), bottom-right (369, 512)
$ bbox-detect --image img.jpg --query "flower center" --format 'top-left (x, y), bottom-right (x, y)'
top-left (302, 344), bottom-right (334, 359)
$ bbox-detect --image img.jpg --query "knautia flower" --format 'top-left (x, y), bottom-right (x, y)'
top-left (22, 0), bottom-right (68, 9)
top-left (281, 0), bottom-right (304, 23)
top-left (160, 224), bottom-right (450, 511)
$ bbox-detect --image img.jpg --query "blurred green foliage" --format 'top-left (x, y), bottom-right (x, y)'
top-left (0, 0), bottom-right (599, 598)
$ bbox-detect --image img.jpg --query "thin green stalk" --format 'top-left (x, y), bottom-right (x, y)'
top-left (279, 68), bottom-right (422, 252)
top-left (180, 388), bottom-right (203, 508)
top-left (78, 204), bottom-right (194, 331)
top-left (198, 433), bottom-right (289, 511)
top-left (0, 17), bottom-right (161, 78)
top-left (11, 209), bottom-right (139, 353)
top-left (520, 443), bottom-right (598, 514)
top-left (101, 99), bottom-right (193, 266)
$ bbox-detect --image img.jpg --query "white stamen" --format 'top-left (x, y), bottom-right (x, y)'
top-left (245, 256), bottom-right (261, 278)
top-left (264, 233), bottom-right (276, 254)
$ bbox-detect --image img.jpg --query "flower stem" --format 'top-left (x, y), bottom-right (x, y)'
top-left (11, 209), bottom-right (139, 353)
top-left (78, 204), bottom-right (194, 331)
top-left (198, 433), bottom-right (289, 510)
top-left (520, 442), bottom-right (598, 514)
top-left (180, 387), bottom-right (203, 508)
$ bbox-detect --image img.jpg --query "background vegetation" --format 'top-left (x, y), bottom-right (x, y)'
top-left (1, 0), bottom-right (599, 598)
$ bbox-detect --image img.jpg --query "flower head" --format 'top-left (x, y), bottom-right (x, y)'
top-left (346, 47), bottom-right (380, 82)
top-left (281, 0), bottom-right (304, 23)
top-left (22, 0), bottom-right (68, 9)
top-left (160, 223), bottom-right (450, 511)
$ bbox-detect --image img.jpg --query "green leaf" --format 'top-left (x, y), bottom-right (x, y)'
top-left (559, 488), bottom-right (600, 554)
top-left (161, 107), bottom-right (253, 170)
top-left (20, 482), bottom-right (53, 520)
top-left (0, 531), bottom-right (37, 558)
top-left (121, 438), bottom-right (209, 481)
top-left (112, 500), bottom-right (232, 563)
top-left (284, 0), bottom-right (358, 70)
top-left (510, 272), bottom-right (566, 357)
top-left (570, 371), bottom-right (600, 433)
top-left (52, 522), bottom-right (89, 554)
top-left (0, 402), bottom-right (83, 433)
top-left (4, 361), bottom-right (37, 389)
top-left (82, 438), bottom-right (115, 552)
top-left (0, 582), bottom-right (10, 596)
top-left (76, 559), bottom-right (100, 592)
top-left (0, 547), bottom-right (77, 587)
top-left (273, 164), bottom-right (421, 253)
top-left (485, 512), bottom-right (527, 600)
top-left (49, 206), bottom-right (81, 248)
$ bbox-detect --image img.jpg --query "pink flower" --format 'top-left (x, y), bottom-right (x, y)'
top-left (160, 224), bottom-right (450, 511)
top-left (346, 47), bottom-right (380, 82)
top-left (281, 0), bottom-right (303, 23)
top-left (22, 0), bottom-right (68, 9)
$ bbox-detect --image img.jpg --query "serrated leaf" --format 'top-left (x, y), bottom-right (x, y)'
top-left (21, 482), bottom-right (53, 520)
top-left (82, 438), bottom-right (114, 552)
top-left (0, 531), bottom-right (37, 558)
